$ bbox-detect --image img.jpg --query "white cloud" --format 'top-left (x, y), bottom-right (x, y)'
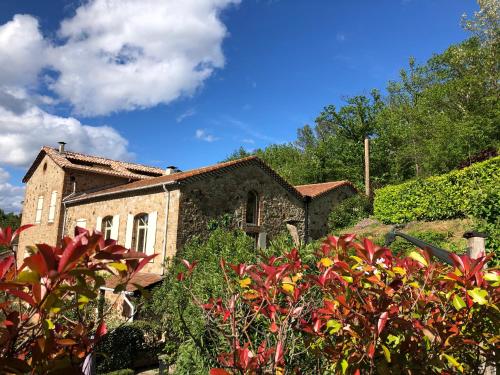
top-left (0, 15), bottom-right (47, 88)
top-left (0, 167), bottom-right (24, 213)
top-left (176, 108), bottom-right (196, 123)
top-left (195, 128), bottom-right (219, 142)
top-left (0, 90), bottom-right (131, 167)
top-left (0, 0), bottom-right (239, 116)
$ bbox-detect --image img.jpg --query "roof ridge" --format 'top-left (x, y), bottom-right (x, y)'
top-left (43, 146), bottom-right (165, 172)
top-left (294, 180), bottom-right (348, 187)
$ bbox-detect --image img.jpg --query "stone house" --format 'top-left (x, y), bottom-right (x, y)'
top-left (19, 143), bottom-right (356, 310)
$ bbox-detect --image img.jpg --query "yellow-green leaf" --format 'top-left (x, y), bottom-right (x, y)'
top-left (320, 257), bottom-right (333, 267)
top-left (282, 282), bottom-right (294, 294)
top-left (50, 307), bottom-right (61, 314)
top-left (349, 256), bottom-right (363, 264)
top-left (408, 251), bottom-right (428, 267)
top-left (109, 262), bottom-right (127, 272)
top-left (239, 277), bottom-right (251, 288)
top-left (340, 359), bottom-right (348, 374)
top-left (452, 295), bottom-right (466, 311)
top-left (484, 272), bottom-right (500, 285)
top-left (341, 276), bottom-right (353, 283)
top-left (393, 267), bottom-right (406, 276)
top-left (326, 319), bottom-right (342, 334)
top-left (381, 344), bottom-right (391, 363)
top-left (17, 270), bottom-right (40, 283)
top-left (78, 295), bottom-right (90, 304)
top-left (45, 319), bottom-right (55, 330)
top-left (442, 354), bottom-right (464, 373)
top-left (467, 288), bottom-right (488, 305)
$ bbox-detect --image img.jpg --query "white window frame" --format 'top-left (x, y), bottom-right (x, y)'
top-left (102, 216), bottom-right (113, 240)
top-left (132, 214), bottom-right (149, 253)
top-left (48, 191), bottom-right (57, 223)
top-left (76, 218), bottom-right (87, 229)
top-left (35, 196), bottom-right (44, 224)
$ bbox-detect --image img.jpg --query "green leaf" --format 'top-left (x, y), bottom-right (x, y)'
top-left (484, 272), bottom-right (499, 283)
top-left (408, 251), bottom-right (428, 267)
top-left (442, 354), bottom-right (464, 373)
top-left (452, 294), bottom-right (466, 311)
top-left (467, 288), bottom-right (488, 305)
top-left (381, 344), bottom-right (391, 363)
top-left (17, 270), bottom-right (39, 283)
top-left (45, 319), bottom-right (55, 330)
top-left (109, 262), bottom-right (128, 272)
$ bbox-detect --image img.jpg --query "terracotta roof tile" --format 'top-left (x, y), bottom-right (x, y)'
top-left (104, 272), bottom-right (163, 292)
top-left (64, 155), bottom-right (300, 203)
top-left (23, 147), bottom-right (166, 183)
top-left (295, 181), bottom-right (354, 198)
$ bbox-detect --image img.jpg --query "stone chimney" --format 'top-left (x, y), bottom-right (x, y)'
top-left (58, 141), bottom-right (66, 153)
top-left (165, 166), bottom-right (179, 175)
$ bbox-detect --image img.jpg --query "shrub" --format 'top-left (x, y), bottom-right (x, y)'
top-left (143, 227), bottom-right (258, 372)
top-left (179, 234), bottom-right (499, 374)
top-left (95, 324), bottom-right (145, 373)
top-left (0, 226), bottom-right (154, 374)
top-left (373, 156), bottom-right (500, 224)
top-left (100, 369), bottom-right (134, 375)
top-left (328, 194), bottom-right (372, 230)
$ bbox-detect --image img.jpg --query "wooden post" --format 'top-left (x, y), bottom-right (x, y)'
top-left (463, 231), bottom-right (487, 260)
top-left (364, 137), bottom-right (370, 197)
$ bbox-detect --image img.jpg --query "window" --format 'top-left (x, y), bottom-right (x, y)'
top-left (35, 196), bottom-right (44, 224)
top-left (132, 213), bottom-right (148, 253)
top-left (48, 191), bottom-right (57, 223)
top-left (76, 219), bottom-right (87, 229)
top-left (102, 216), bottom-right (113, 240)
top-left (245, 191), bottom-right (259, 225)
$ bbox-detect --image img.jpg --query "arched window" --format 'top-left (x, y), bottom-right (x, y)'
top-left (132, 213), bottom-right (148, 252)
top-left (246, 191), bottom-right (259, 225)
top-left (102, 216), bottom-right (113, 240)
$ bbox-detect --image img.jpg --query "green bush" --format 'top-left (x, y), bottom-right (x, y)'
top-left (143, 227), bottom-right (258, 372)
top-left (374, 156), bottom-right (500, 224)
top-left (328, 194), bottom-right (372, 230)
top-left (95, 324), bottom-right (145, 373)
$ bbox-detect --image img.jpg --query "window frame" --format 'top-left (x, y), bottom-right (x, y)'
top-left (48, 191), bottom-right (57, 223)
top-left (245, 191), bottom-right (260, 225)
top-left (132, 213), bottom-right (149, 253)
top-left (102, 216), bottom-right (114, 240)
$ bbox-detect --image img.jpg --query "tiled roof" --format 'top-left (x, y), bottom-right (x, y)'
top-left (23, 147), bottom-right (165, 183)
top-left (294, 181), bottom-right (355, 198)
top-left (64, 156), bottom-right (305, 203)
top-left (104, 272), bottom-right (163, 293)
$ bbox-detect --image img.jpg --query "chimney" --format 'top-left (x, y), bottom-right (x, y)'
top-left (58, 141), bottom-right (66, 153)
top-left (165, 166), bottom-right (179, 175)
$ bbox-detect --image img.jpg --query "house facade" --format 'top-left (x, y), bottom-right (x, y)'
top-left (18, 144), bottom-right (357, 276)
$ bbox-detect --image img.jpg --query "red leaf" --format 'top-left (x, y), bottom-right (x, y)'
top-left (23, 253), bottom-right (48, 276)
top-left (275, 341), bottom-right (284, 365)
top-left (0, 256), bottom-right (14, 279)
top-left (210, 369), bottom-right (231, 375)
top-left (378, 311), bottom-right (389, 335)
top-left (270, 321), bottom-right (278, 333)
top-left (367, 342), bottom-right (375, 359)
top-left (9, 289), bottom-right (36, 307)
top-left (95, 321), bottom-right (107, 340)
top-left (11, 225), bottom-right (34, 243)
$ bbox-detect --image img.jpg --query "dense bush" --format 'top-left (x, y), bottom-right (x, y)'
top-left (96, 324), bottom-right (145, 373)
top-left (374, 156), bottom-right (499, 224)
top-left (179, 234), bottom-right (499, 374)
top-left (328, 194), bottom-right (372, 231)
top-left (100, 369), bottom-right (134, 375)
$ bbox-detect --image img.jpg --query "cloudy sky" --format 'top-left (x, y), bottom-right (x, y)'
top-left (0, 0), bottom-right (477, 212)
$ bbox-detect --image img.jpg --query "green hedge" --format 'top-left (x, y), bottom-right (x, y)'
top-left (374, 156), bottom-right (500, 224)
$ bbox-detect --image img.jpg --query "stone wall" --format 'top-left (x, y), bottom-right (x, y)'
top-left (18, 155), bottom-right (65, 262)
top-left (64, 188), bottom-right (175, 274)
top-left (307, 185), bottom-right (357, 239)
top-left (176, 164), bottom-right (306, 249)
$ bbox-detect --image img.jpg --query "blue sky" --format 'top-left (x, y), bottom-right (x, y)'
top-left (0, 0), bottom-right (478, 212)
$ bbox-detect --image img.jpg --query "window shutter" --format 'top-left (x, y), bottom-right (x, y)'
top-left (35, 196), bottom-right (44, 224)
top-left (145, 211), bottom-right (157, 256)
top-left (48, 191), bottom-right (57, 222)
top-left (125, 214), bottom-right (134, 249)
top-left (111, 215), bottom-right (120, 240)
top-left (96, 216), bottom-right (102, 232)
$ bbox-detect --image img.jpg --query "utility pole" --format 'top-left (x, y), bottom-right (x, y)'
top-left (364, 137), bottom-right (370, 196)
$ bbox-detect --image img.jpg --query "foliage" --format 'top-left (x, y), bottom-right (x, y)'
top-left (373, 156), bottom-right (500, 224)
top-left (328, 194), bottom-right (372, 231)
top-left (0, 225), bottom-right (154, 374)
top-left (0, 209), bottom-right (20, 232)
top-left (95, 324), bottom-right (145, 373)
top-left (100, 369), bottom-right (134, 375)
top-left (144, 228), bottom-right (258, 373)
top-left (179, 234), bottom-right (500, 374)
